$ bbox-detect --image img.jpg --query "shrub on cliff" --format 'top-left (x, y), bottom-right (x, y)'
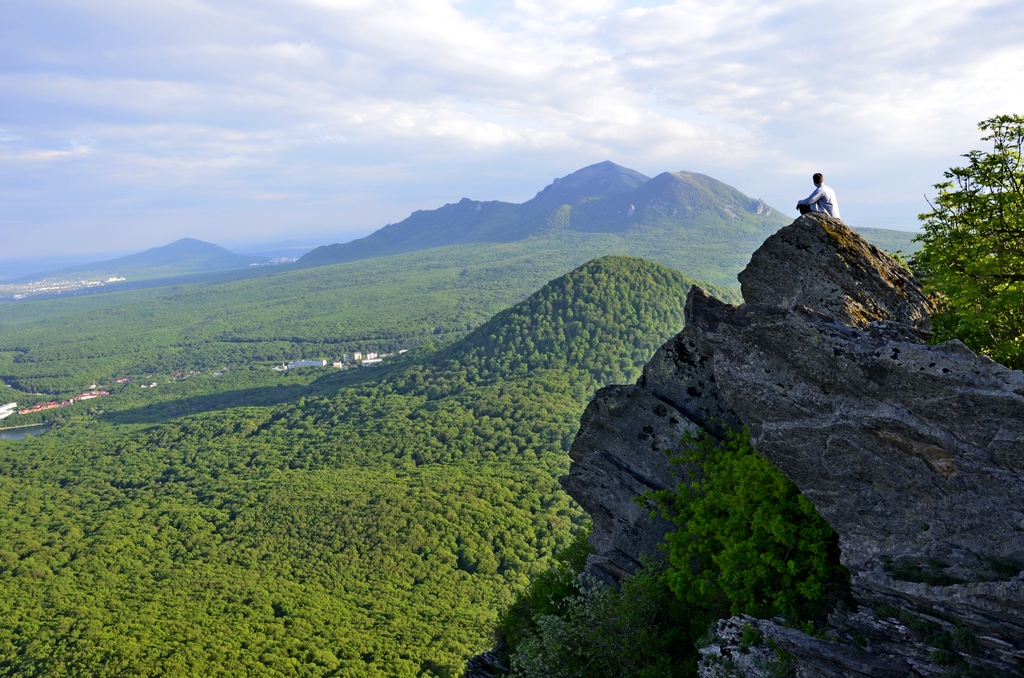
top-left (508, 566), bottom-right (699, 678)
top-left (497, 529), bottom-right (701, 678)
top-left (496, 426), bottom-right (849, 677)
top-left (915, 114), bottom-right (1024, 370)
top-left (651, 426), bottom-right (849, 622)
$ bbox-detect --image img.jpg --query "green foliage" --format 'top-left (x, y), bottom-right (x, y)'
top-left (0, 255), bottom-right (702, 675)
top-left (0, 372), bottom-right (585, 676)
top-left (915, 114), bottom-right (1024, 369)
top-left (435, 256), bottom-right (703, 388)
top-left (739, 623), bottom-right (763, 649)
top-left (500, 423), bottom-right (849, 678)
top-left (651, 427), bottom-right (848, 622)
top-left (507, 566), bottom-right (701, 678)
top-left (497, 527), bottom-right (593, 652)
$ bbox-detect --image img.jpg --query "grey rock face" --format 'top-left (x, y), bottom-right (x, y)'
top-left (699, 614), bottom-right (904, 678)
top-left (692, 296), bottom-right (1024, 578)
top-left (463, 641), bottom-right (509, 678)
top-left (738, 213), bottom-right (935, 330)
top-left (561, 289), bottom-right (746, 586)
top-left (561, 385), bottom-right (701, 585)
top-left (749, 198), bottom-right (772, 216)
top-left (562, 214), bottom-right (1024, 675)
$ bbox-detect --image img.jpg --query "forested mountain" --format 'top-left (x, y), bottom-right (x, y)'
top-left (6, 238), bottom-right (269, 283)
top-left (299, 162), bottom-right (789, 269)
top-left (434, 256), bottom-right (735, 385)
top-left (0, 256), bottom-right (708, 676)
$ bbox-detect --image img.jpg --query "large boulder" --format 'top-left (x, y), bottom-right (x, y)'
top-left (738, 213), bottom-right (935, 330)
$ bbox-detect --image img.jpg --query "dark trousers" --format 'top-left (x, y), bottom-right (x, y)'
top-left (797, 204), bottom-right (812, 215)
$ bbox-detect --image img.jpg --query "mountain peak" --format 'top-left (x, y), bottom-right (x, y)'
top-left (153, 237), bottom-right (229, 253)
top-left (531, 161), bottom-right (650, 206)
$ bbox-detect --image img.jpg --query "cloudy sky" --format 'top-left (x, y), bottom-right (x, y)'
top-left (2, 0), bottom-right (1023, 259)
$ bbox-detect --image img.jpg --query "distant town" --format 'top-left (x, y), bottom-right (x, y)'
top-left (0, 276), bottom-right (127, 301)
top-left (251, 257), bottom-right (299, 266)
top-left (1, 350), bottom-right (407, 425)
top-left (273, 349), bottom-right (408, 371)
top-left (4, 390), bottom-right (111, 417)
top-left (1, 256), bottom-right (307, 302)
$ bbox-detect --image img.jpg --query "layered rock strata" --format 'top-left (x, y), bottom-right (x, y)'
top-left (561, 385), bottom-right (701, 584)
top-left (562, 213), bottom-right (1024, 675)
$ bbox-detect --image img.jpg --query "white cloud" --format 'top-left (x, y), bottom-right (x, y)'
top-left (2, 0), bottom-right (1023, 256)
top-left (512, 0), bottom-right (618, 22)
top-left (2, 142), bottom-right (93, 162)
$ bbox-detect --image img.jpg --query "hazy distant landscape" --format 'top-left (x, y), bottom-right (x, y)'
top-left (3, 0), bottom-right (1021, 673)
top-left (0, 161), bottom-right (927, 676)
top-left (1, 163), bottom-right (918, 305)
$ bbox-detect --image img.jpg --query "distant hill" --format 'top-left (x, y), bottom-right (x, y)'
top-left (0, 250), bottom-right (136, 282)
top-left (435, 255), bottom-right (739, 386)
top-left (299, 162), bottom-right (789, 270)
top-left (850, 227), bottom-right (921, 256)
top-left (5, 238), bottom-right (270, 284)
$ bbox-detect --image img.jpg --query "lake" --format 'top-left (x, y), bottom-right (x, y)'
top-left (0, 423), bottom-right (53, 440)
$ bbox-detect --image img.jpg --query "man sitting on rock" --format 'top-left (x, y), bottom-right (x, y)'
top-left (796, 173), bottom-right (841, 218)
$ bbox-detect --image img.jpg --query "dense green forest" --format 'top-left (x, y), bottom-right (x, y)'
top-left (0, 256), bottom-right (707, 676)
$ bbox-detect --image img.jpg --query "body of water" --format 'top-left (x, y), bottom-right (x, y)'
top-left (0, 423), bottom-right (52, 440)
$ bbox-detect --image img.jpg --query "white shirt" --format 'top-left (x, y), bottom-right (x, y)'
top-left (799, 183), bottom-right (841, 219)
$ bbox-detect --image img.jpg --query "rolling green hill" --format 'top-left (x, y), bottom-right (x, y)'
top-left (0, 256), bottom-right (706, 676)
top-left (434, 256), bottom-right (728, 385)
top-left (6, 238), bottom-right (270, 284)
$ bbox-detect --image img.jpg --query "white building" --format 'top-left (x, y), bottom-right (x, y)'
top-left (285, 360), bottom-right (328, 369)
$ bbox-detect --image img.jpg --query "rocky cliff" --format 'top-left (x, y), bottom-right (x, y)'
top-left (562, 213), bottom-right (1024, 676)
